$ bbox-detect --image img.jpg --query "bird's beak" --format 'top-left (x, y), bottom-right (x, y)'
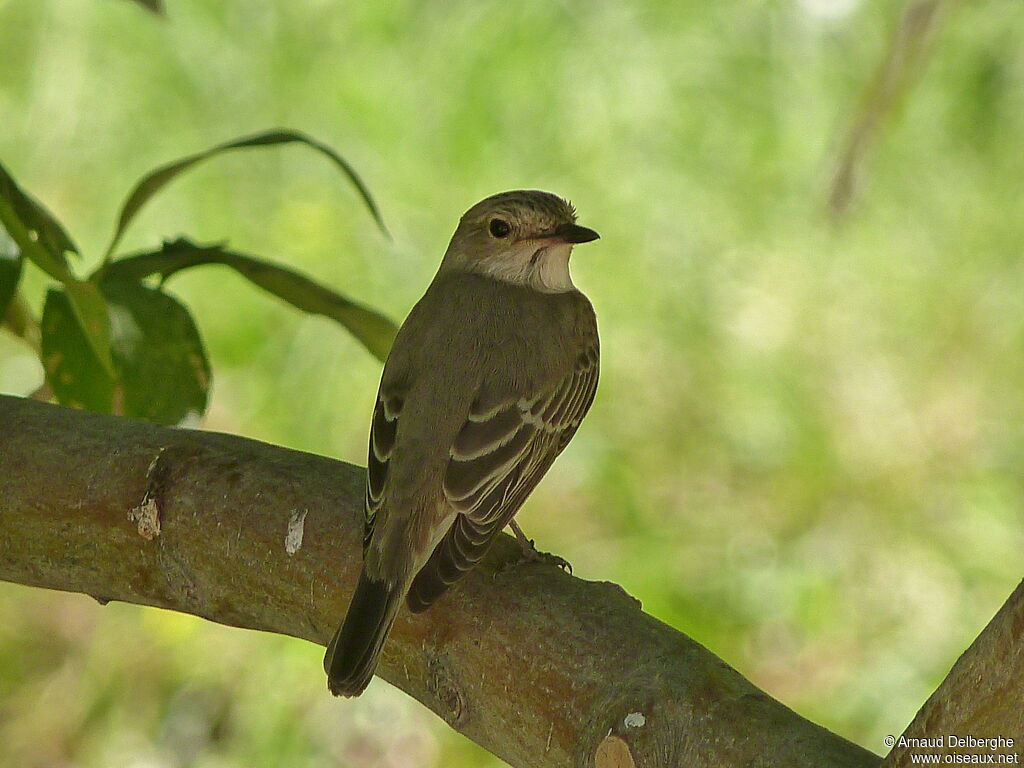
top-left (551, 222), bottom-right (600, 244)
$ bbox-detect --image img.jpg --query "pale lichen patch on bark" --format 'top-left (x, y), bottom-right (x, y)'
top-left (285, 509), bottom-right (307, 555)
top-left (623, 712), bottom-right (645, 729)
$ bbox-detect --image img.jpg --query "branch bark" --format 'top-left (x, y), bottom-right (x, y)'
top-left (880, 581), bottom-right (1024, 766)
top-left (0, 395), bottom-right (878, 768)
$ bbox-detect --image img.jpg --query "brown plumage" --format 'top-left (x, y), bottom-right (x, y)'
top-left (324, 190), bottom-right (600, 697)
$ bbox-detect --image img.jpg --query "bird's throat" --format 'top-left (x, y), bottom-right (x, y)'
top-left (478, 243), bottom-right (575, 293)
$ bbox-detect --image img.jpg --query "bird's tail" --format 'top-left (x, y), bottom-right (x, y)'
top-left (324, 571), bottom-right (403, 697)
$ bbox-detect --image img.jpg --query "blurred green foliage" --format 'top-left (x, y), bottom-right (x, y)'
top-left (1, 0), bottom-right (1023, 766)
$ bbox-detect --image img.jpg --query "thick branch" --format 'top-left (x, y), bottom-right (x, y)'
top-left (881, 581), bottom-right (1024, 766)
top-left (0, 395), bottom-right (878, 768)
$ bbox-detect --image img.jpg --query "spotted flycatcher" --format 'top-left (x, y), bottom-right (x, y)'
top-left (325, 190), bottom-right (600, 696)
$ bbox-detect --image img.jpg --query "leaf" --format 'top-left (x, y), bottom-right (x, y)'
top-left (105, 129), bottom-right (388, 258)
top-left (0, 231), bottom-right (22, 320)
top-left (41, 288), bottom-right (116, 413)
top-left (0, 161), bottom-right (79, 259)
top-left (100, 279), bottom-right (210, 425)
top-left (0, 161), bottom-right (78, 277)
top-left (0, 162), bottom-right (111, 370)
top-left (41, 280), bottom-right (211, 425)
top-left (64, 280), bottom-right (116, 377)
top-left (105, 238), bottom-right (399, 362)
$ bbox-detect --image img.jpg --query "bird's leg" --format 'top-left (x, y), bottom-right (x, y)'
top-left (508, 520), bottom-right (572, 573)
top-left (509, 519), bottom-right (535, 555)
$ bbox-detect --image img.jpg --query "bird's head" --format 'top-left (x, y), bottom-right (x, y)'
top-left (440, 190), bottom-right (599, 293)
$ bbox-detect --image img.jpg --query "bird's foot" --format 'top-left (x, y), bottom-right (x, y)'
top-left (523, 546), bottom-right (573, 573)
top-left (508, 520), bottom-right (572, 573)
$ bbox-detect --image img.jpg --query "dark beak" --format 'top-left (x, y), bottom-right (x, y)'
top-left (552, 222), bottom-right (600, 244)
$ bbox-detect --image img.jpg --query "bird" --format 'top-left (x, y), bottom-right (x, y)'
top-left (324, 190), bottom-right (600, 697)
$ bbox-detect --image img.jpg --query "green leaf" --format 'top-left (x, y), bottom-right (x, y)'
top-left (0, 161), bottom-right (78, 279)
top-left (101, 279), bottom-right (210, 425)
top-left (41, 280), bottom-right (211, 425)
top-left (64, 280), bottom-right (116, 377)
top-left (104, 129), bottom-right (388, 258)
top-left (0, 183), bottom-right (109, 364)
top-left (105, 238), bottom-right (399, 362)
top-left (0, 161), bottom-right (79, 259)
top-left (0, 232), bottom-right (22, 320)
top-left (41, 288), bottom-right (116, 413)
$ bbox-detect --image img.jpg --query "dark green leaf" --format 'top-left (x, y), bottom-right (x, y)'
top-left (41, 288), bottom-right (115, 413)
top-left (0, 196), bottom-right (67, 280)
top-left (41, 280), bottom-right (211, 425)
top-left (101, 279), bottom-right (210, 425)
top-left (0, 158), bottom-right (134, 379)
top-left (105, 238), bottom-right (398, 362)
top-left (105, 129), bottom-right (388, 258)
top-left (0, 194), bottom-right (74, 282)
top-left (64, 280), bottom-right (116, 377)
top-left (0, 161), bottom-right (79, 275)
top-left (0, 232), bottom-right (22, 320)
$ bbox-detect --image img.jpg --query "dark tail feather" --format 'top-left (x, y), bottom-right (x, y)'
top-left (406, 529), bottom-right (463, 613)
top-left (324, 572), bottom-right (402, 697)
top-left (407, 515), bottom-right (498, 613)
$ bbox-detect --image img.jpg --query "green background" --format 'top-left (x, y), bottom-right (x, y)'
top-left (2, 0), bottom-right (1023, 765)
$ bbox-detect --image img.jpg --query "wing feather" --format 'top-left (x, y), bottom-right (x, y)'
top-left (451, 406), bottom-right (524, 459)
top-left (444, 421), bottom-right (536, 500)
top-left (363, 390), bottom-right (402, 551)
top-left (407, 341), bottom-right (598, 611)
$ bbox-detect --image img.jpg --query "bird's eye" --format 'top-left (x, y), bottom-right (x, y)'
top-left (488, 218), bottom-right (511, 238)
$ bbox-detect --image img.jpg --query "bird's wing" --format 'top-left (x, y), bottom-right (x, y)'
top-left (363, 387), bottom-right (403, 552)
top-left (406, 339), bottom-right (599, 612)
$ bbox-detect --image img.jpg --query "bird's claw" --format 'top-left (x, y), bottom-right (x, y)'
top-left (507, 520), bottom-right (572, 572)
top-left (516, 538), bottom-right (572, 573)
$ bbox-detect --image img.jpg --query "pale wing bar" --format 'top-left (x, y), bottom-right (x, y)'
top-left (364, 390), bottom-right (402, 551)
top-left (445, 344), bottom-right (598, 524)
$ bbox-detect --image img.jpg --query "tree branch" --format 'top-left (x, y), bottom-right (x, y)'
top-left (827, 0), bottom-right (956, 218)
top-left (0, 395), bottom-right (878, 768)
top-left (881, 581), bottom-right (1024, 766)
